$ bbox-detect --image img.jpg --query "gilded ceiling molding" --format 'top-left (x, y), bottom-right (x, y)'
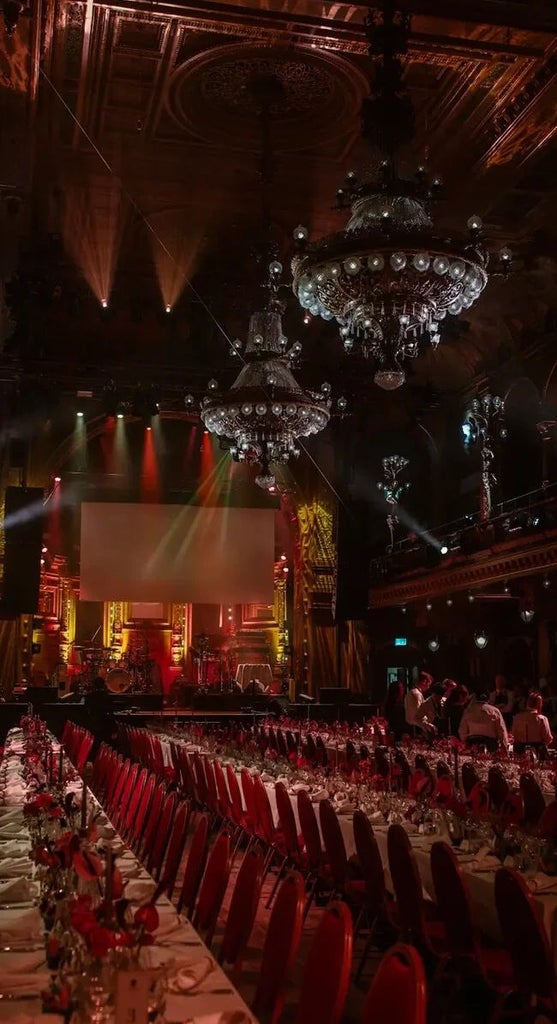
top-left (370, 535), bottom-right (557, 608)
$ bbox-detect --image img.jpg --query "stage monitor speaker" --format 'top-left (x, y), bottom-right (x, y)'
top-left (333, 499), bottom-right (371, 622)
top-left (2, 487), bottom-right (45, 615)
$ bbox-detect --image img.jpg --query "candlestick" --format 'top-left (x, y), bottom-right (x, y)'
top-left (58, 748), bottom-right (63, 787)
top-left (80, 779), bottom-right (87, 834)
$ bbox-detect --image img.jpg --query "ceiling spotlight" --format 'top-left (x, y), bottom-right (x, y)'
top-left (76, 411), bottom-right (84, 418)
top-left (467, 592), bottom-right (475, 603)
top-left (446, 597), bottom-right (453, 607)
top-left (520, 608), bottom-right (535, 623)
top-left (428, 637), bottom-right (440, 653)
top-left (101, 299), bottom-right (108, 309)
top-left (425, 601), bottom-right (432, 612)
top-left (474, 631), bottom-right (488, 649)
top-left (503, 581), bottom-right (510, 594)
top-left (54, 476), bottom-right (61, 484)
top-left (117, 413), bottom-right (124, 420)
top-left (543, 576), bottom-right (551, 590)
top-left (42, 545), bottom-right (47, 554)
top-left (440, 545), bottom-right (448, 555)
top-left (280, 552), bottom-right (287, 561)
top-left (401, 605), bottom-right (407, 614)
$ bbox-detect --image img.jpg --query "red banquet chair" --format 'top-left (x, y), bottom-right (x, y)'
top-left (265, 782), bottom-right (304, 908)
top-left (252, 872), bottom-right (305, 1024)
top-left (146, 791), bottom-right (177, 878)
top-left (294, 901), bottom-right (353, 1024)
top-left (192, 830), bottom-right (231, 947)
top-left (360, 944), bottom-right (427, 1024)
top-left (154, 799), bottom-right (191, 901)
top-left (218, 847), bottom-right (264, 977)
top-left (350, 810), bottom-right (397, 980)
top-left (520, 772), bottom-right (546, 828)
top-left (176, 813), bottom-right (210, 916)
top-left (297, 789), bottom-right (326, 917)
top-left (494, 867), bottom-right (557, 1019)
top-left (319, 798), bottom-right (349, 895)
top-left (387, 824), bottom-right (446, 966)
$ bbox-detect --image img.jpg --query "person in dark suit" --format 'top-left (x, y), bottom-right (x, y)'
top-left (84, 676), bottom-right (116, 754)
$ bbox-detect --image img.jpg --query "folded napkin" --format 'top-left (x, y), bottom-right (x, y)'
top-left (0, 858), bottom-right (31, 878)
top-left (469, 847), bottom-right (500, 873)
top-left (334, 800), bottom-right (355, 815)
top-left (118, 861), bottom-right (145, 881)
top-left (0, 826), bottom-right (28, 840)
top-left (0, 950), bottom-right (46, 972)
top-left (0, 840), bottom-right (29, 858)
top-left (0, 972), bottom-right (50, 996)
top-left (260, 774), bottom-right (274, 783)
top-left (124, 878), bottom-right (157, 902)
top-left (0, 876), bottom-right (35, 903)
top-left (0, 909), bottom-right (43, 945)
top-left (527, 874), bottom-right (557, 894)
top-left (167, 956), bottom-right (216, 994)
top-left (0, 809), bottom-right (24, 825)
top-left (289, 783), bottom-right (309, 794)
top-left (310, 789), bottom-right (328, 803)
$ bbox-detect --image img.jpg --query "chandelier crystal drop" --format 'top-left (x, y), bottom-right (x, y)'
top-left (291, 4), bottom-right (509, 390)
top-left (201, 265), bottom-right (331, 488)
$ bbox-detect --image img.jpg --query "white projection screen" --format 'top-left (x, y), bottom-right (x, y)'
top-left (80, 503), bottom-right (275, 604)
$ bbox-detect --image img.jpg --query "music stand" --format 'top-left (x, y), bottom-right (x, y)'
top-left (299, 692), bottom-right (316, 724)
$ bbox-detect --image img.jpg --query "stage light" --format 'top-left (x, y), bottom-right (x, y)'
top-left (426, 601), bottom-right (432, 611)
top-left (203, 429), bottom-right (209, 435)
top-left (101, 299), bottom-right (108, 309)
top-left (117, 412), bottom-right (124, 420)
top-left (146, 425), bottom-right (152, 431)
top-left (77, 411), bottom-right (84, 418)
top-left (428, 637), bottom-right (440, 653)
top-left (401, 605), bottom-right (407, 614)
top-left (446, 597), bottom-right (453, 607)
top-left (54, 476), bottom-right (61, 484)
top-left (280, 552), bottom-right (287, 561)
top-left (543, 576), bottom-right (551, 589)
top-left (440, 544), bottom-right (448, 555)
top-left (474, 630), bottom-right (488, 649)
top-left (42, 545), bottom-right (47, 553)
top-left (165, 304), bottom-right (172, 313)
top-left (283, 566), bottom-right (289, 573)
top-left (468, 592), bottom-right (475, 603)
top-left (503, 580), bottom-right (510, 594)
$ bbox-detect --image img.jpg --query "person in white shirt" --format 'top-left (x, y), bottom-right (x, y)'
top-left (488, 674), bottom-right (514, 717)
top-left (404, 673), bottom-right (431, 730)
top-left (414, 685), bottom-right (445, 737)
top-left (459, 692), bottom-right (509, 750)
top-left (512, 693), bottom-right (553, 749)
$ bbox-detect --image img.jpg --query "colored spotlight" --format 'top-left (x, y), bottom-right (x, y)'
top-left (101, 299), bottom-right (108, 309)
top-left (77, 411), bottom-right (84, 418)
top-left (440, 544), bottom-right (448, 555)
top-left (117, 412), bottom-right (124, 420)
top-left (165, 304), bottom-right (172, 314)
top-left (54, 476), bottom-right (61, 484)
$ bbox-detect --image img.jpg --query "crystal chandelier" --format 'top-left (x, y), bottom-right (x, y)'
top-left (200, 263), bottom-right (332, 489)
top-left (292, 3), bottom-right (511, 390)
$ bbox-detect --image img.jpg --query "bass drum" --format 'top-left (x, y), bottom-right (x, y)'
top-left (106, 668), bottom-right (131, 694)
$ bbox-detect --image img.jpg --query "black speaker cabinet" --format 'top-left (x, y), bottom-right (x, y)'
top-left (332, 500), bottom-right (371, 622)
top-left (2, 487), bottom-right (45, 615)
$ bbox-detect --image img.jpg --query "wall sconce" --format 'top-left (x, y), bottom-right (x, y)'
top-left (520, 608), bottom-right (535, 623)
top-left (474, 631), bottom-right (488, 649)
top-left (427, 637), bottom-right (440, 653)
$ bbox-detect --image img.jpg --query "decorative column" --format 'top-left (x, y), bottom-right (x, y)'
top-left (377, 455), bottom-right (411, 551)
top-left (462, 394), bottom-right (507, 520)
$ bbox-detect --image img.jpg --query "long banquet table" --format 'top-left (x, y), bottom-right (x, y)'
top-left (159, 732), bottom-right (557, 968)
top-left (0, 728), bottom-right (256, 1023)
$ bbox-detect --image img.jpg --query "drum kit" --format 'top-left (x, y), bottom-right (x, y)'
top-left (190, 633), bottom-right (233, 689)
top-left (61, 642), bottom-right (158, 694)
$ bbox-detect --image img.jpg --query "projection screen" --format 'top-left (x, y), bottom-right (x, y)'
top-left (80, 503), bottom-right (275, 604)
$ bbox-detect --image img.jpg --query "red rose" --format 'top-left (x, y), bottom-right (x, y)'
top-left (134, 903), bottom-right (159, 934)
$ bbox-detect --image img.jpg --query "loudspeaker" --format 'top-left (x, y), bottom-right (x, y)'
top-left (2, 487), bottom-right (45, 614)
top-left (332, 499), bottom-right (371, 622)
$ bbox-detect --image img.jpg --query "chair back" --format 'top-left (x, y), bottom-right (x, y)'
top-left (386, 825), bottom-right (428, 947)
top-left (192, 830), bottom-right (231, 946)
top-left (352, 811), bottom-right (385, 918)
top-left (297, 790), bottom-right (322, 871)
top-left (252, 872), bottom-right (305, 1024)
top-left (131, 773), bottom-right (156, 850)
top-left (319, 799), bottom-right (348, 891)
top-left (494, 867), bottom-right (556, 1001)
top-left (461, 761), bottom-right (480, 797)
top-left (140, 780), bottom-right (166, 857)
top-left (213, 760), bottom-right (231, 818)
top-left (147, 791), bottom-right (176, 877)
top-left (538, 799), bottom-right (557, 842)
top-left (225, 764), bottom-right (246, 830)
top-left (520, 772), bottom-right (545, 826)
top-left (295, 901), bottom-right (353, 1024)
top-left (487, 766), bottom-right (509, 810)
top-left (430, 841), bottom-right (476, 956)
top-left (360, 944), bottom-right (427, 1024)
top-left (219, 848), bottom-right (264, 973)
top-left (240, 769), bottom-right (258, 832)
top-left (253, 774), bottom-right (276, 844)
top-left (177, 813), bottom-right (209, 916)
top-left (275, 782), bottom-right (300, 860)
top-left (157, 800), bottom-right (190, 900)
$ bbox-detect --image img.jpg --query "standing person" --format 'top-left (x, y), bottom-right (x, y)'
top-left (414, 683), bottom-right (446, 738)
top-left (383, 679), bottom-right (406, 741)
top-left (489, 674), bottom-right (514, 726)
top-left (459, 691), bottom-right (509, 751)
top-left (83, 676), bottom-right (116, 755)
top-left (404, 673), bottom-right (431, 731)
top-left (444, 684), bottom-right (470, 736)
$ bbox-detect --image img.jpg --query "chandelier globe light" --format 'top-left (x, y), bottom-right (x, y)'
top-left (200, 262), bottom-right (332, 489)
top-left (291, 3), bottom-right (511, 390)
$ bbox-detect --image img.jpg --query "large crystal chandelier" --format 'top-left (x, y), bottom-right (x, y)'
top-left (201, 263), bottom-right (331, 488)
top-left (292, 3), bottom-right (511, 390)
